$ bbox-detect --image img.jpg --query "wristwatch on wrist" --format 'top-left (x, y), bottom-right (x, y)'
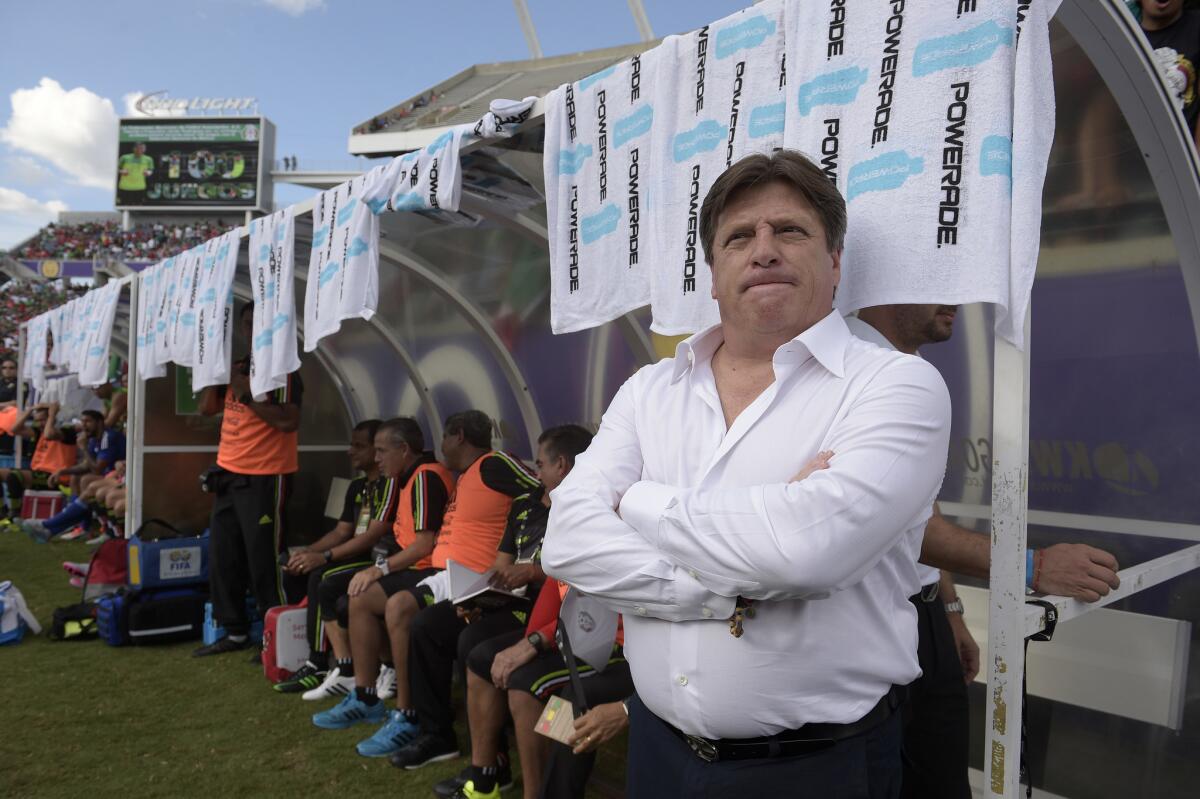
top-left (375, 556), bottom-right (390, 577)
top-left (526, 631), bottom-right (545, 652)
top-left (944, 598), bottom-right (965, 614)
top-left (323, 550), bottom-right (333, 564)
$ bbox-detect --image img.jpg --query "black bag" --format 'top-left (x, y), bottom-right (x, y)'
top-left (48, 602), bottom-right (98, 641)
top-left (127, 587), bottom-right (207, 645)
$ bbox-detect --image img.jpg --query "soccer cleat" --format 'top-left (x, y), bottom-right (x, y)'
top-left (355, 710), bottom-right (419, 757)
top-left (273, 662), bottom-right (327, 694)
top-left (192, 636), bottom-right (251, 657)
top-left (434, 761), bottom-right (514, 799)
top-left (22, 520), bottom-right (52, 543)
top-left (85, 532), bottom-right (112, 547)
top-left (451, 781), bottom-right (501, 799)
top-left (311, 693), bottom-right (386, 730)
top-left (301, 666), bottom-right (355, 701)
top-left (58, 526), bottom-right (88, 542)
top-left (388, 733), bottom-right (460, 770)
top-left (68, 576), bottom-right (84, 589)
top-left (62, 561), bottom-right (90, 577)
top-left (376, 664), bottom-right (396, 700)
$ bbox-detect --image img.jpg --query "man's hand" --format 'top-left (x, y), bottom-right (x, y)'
top-left (790, 450), bottom-right (833, 482)
top-left (568, 701), bottom-right (629, 754)
top-left (49, 469), bottom-right (63, 485)
top-left (286, 550), bottom-right (326, 575)
top-left (945, 611), bottom-right (980, 683)
top-left (229, 369), bottom-right (251, 399)
top-left (347, 566), bottom-right (383, 597)
top-left (491, 638), bottom-right (538, 689)
top-left (490, 563), bottom-right (540, 591)
top-left (456, 605), bottom-right (482, 624)
top-left (1035, 544), bottom-right (1120, 602)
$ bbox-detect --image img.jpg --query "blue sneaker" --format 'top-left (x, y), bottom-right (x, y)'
top-left (312, 693), bottom-right (386, 730)
top-left (356, 710), bottom-right (419, 757)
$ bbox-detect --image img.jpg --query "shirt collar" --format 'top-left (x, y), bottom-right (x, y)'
top-left (670, 310), bottom-right (849, 383)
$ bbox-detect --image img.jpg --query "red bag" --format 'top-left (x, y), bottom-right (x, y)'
top-left (262, 599), bottom-right (309, 683)
top-left (82, 538), bottom-right (128, 600)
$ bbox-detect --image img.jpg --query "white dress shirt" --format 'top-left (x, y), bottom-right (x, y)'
top-left (844, 314), bottom-right (944, 589)
top-left (542, 311), bottom-right (951, 738)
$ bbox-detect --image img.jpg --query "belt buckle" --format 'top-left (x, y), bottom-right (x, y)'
top-left (685, 734), bottom-right (719, 763)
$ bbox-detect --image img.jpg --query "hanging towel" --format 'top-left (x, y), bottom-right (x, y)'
top-left (544, 45), bottom-right (665, 334)
top-left (781, 0), bottom-right (1057, 348)
top-left (22, 314), bottom-right (49, 392)
top-left (248, 208), bottom-right (301, 400)
top-left (136, 262), bottom-right (168, 381)
top-left (362, 151), bottom-right (424, 215)
top-left (68, 292), bottom-right (98, 375)
top-left (645, 0), bottom-right (787, 335)
top-left (191, 228), bottom-right (242, 392)
top-left (151, 255), bottom-right (179, 372)
top-left (303, 169), bottom-right (382, 352)
top-left (78, 281), bottom-right (123, 388)
top-left (168, 246), bottom-right (205, 367)
top-left (467, 96), bottom-right (538, 143)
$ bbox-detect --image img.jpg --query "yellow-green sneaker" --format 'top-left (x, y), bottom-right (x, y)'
top-left (451, 780), bottom-right (501, 799)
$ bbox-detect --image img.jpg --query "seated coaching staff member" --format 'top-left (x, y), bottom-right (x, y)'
top-left (194, 301), bottom-right (303, 657)
top-left (543, 150), bottom-right (951, 799)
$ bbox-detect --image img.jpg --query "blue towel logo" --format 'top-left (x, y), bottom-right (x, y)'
top-left (275, 223), bottom-right (286, 243)
top-left (846, 151), bottom-right (925, 200)
top-left (714, 14), bottom-right (776, 59)
top-left (748, 102), bottom-right (785, 138)
top-left (580, 204), bottom-right (620, 244)
top-left (257, 244), bottom-right (270, 262)
top-left (613, 105), bottom-right (654, 148)
top-left (265, 280), bottom-right (276, 300)
top-left (980, 134), bottom-right (1012, 187)
top-left (335, 198), bottom-right (358, 228)
top-left (558, 144), bottom-right (594, 175)
top-left (425, 131), bottom-right (454, 153)
top-left (312, 225), bottom-right (329, 249)
top-left (672, 120), bottom-right (727, 163)
top-left (912, 20), bottom-right (1014, 77)
top-left (392, 192), bottom-right (428, 212)
top-left (797, 67), bottom-right (869, 116)
top-left (200, 288), bottom-right (216, 304)
top-left (318, 260), bottom-right (341, 288)
top-left (88, 346), bottom-right (104, 357)
top-left (181, 311), bottom-right (196, 328)
top-left (347, 236), bottom-right (369, 258)
top-left (579, 66), bottom-right (617, 92)
top-left (365, 196), bottom-right (388, 214)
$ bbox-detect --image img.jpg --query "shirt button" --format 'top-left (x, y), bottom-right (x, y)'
top-left (701, 607), bottom-right (713, 618)
top-left (634, 607), bottom-right (647, 616)
top-left (677, 675), bottom-right (689, 687)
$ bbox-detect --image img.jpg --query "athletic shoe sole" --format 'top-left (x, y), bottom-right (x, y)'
top-left (403, 749), bottom-right (461, 770)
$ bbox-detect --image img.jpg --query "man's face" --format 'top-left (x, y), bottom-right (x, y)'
top-left (134, 143), bottom-right (146, 156)
top-left (534, 442), bottom-right (570, 494)
top-left (82, 416), bottom-right (100, 437)
top-left (1141, 0), bottom-right (1184, 26)
top-left (710, 181), bottom-right (841, 338)
top-left (347, 429), bottom-right (375, 472)
top-left (441, 430), bottom-right (467, 471)
top-left (1, 361), bottom-right (15, 381)
top-left (896, 304), bottom-right (958, 347)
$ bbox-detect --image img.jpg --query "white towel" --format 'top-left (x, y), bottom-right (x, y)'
top-left (78, 281), bottom-right (123, 388)
top-left (781, 0), bottom-right (1057, 348)
top-left (22, 314), bottom-right (49, 392)
top-left (151, 255), bottom-right (179, 372)
top-left (67, 292), bottom-right (97, 374)
top-left (191, 229), bottom-right (242, 392)
top-left (136, 263), bottom-right (168, 381)
top-left (646, 0), bottom-right (787, 335)
top-left (544, 46), bottom-right (664, 334)
top-left (248, 208), bottom-right (301, 400)
top-left (467, 96), bottom-right (538, 143)
top-left (414, 125), bottom-right (469, 213)
top-left (303, 170), bottom-right (381, 352)
top-left (168, 246), bottom-right (205, 367)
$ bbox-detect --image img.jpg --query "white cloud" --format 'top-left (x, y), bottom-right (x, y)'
top-left (0, 186), bottom-right (68, 250)
top-left (261, 0), bottom-right (326, 15)
top-left (0, 78), bottom-right (118, 190)
top-left (3, 155), bottom-right (54, 185)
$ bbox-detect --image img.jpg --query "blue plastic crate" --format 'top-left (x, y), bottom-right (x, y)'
top-left (202, 598), bottom-right (263, 646)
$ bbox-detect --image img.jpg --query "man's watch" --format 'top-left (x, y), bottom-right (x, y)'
top-left (375, 556), bottom-right (390, 577)
top-left (944, 598), bottom-right (965, 614)
top-left (526, 631), bottom-right (545, 652)
top-left (323, 550), bottom-right (333, 564)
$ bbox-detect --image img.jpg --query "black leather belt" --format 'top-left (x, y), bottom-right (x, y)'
top-left (662, 684), bottom-right (907, 763)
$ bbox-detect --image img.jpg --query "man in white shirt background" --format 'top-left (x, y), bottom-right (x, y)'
top-left (848, 304), bottom-right (1122, 798)
top-left (543, 150), bottom-right (952, 798)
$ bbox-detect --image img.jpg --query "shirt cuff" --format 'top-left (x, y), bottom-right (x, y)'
top-left (618, 480), bottom-right (678, 547)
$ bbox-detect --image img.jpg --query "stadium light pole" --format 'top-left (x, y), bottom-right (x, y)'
top-left (512, 0), bottom-right (543, 59)
top-left (627, 0), bottom-right (654, 41)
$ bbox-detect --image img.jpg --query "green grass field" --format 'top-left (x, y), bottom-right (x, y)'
top-left (0, 532), bottom-right (626, 798)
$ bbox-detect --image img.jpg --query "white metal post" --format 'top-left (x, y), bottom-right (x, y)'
top-left (985, 308), bottom-right (1032, 797)
top-left (125, 275), bottom-right (145, 537)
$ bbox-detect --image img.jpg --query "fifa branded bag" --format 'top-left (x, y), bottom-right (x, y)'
top-left (126, 588), bottom-right (207, 645)
top-left (0, 581), bottom-right (41, 645)
top-left (262, 600), bottom-right (309, 683)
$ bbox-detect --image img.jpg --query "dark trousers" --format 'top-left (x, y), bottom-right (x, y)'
top-left (626, 696), bottom-right (902, 799)
top-left (300, 560), bottom-right (371, 660)
top-left (902, 590), bottom-right (971, 799)
top-left (408, 600), bottom-right (528, 742)
top-left (209, 472), bottom-right (292, 636)
top-left (539, 666), bottom-right (636, 799)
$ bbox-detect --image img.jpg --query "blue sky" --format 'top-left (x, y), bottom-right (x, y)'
top-left (0, 0), bottom-right (746, 249)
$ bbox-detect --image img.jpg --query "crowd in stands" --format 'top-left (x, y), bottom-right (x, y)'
top-left (356, 90), bottom-right (444, 134)
top-left (9, 220), bottom-right (238, 264)
top-left (0, 281), bottom-right (75, 365)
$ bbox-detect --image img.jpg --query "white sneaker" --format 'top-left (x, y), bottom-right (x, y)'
top-left (302, 666), bottom-right (355, 701)
top-left (376, 664), bottom-right (396, 700)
